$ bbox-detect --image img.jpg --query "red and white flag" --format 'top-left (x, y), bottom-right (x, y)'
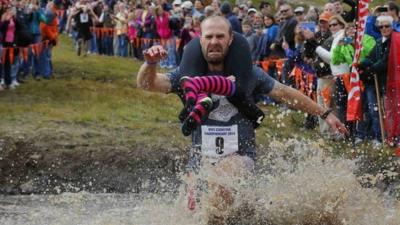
top-left (346, 0), bottom-right (370, 121)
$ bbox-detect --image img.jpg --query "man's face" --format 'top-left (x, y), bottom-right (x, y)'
top-left (279, 4), bottom-right (292, 19)
top-left (379, 22), bottom-right (393, 38)
top-left (194, 0), bottom-right (203, 10)
top-left (200, 19), bottom-right (233, 65)
top-left (319, 20), bottom-right (329, 32)
top-left (333, 1), bottom-right (343, 14)
top-left (295, 11), bottom-right (305, 22)
top-left (261, 4), bottom-right (271, 15)
top-left (324, 3), bottom-right (335, 15)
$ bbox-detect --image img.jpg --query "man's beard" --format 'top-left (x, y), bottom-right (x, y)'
top-left (202, 47), bottom-right (227, 66)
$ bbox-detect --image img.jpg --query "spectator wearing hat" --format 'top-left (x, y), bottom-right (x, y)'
top-left (237, 4), bottom-right (248, 22)
top-left (360, 15), bottom-right (393, 96)
top-left (294, 6), bottom-right (306, 22)
top-left (358, 15), bottom-right (394, 145)
top-left (181, 0), bottom-right (193, 16)
top-left (220, 1), bottom-right (242, 33)
top-left (247, 8), bottom-right (257, 18)
top-left (302, 11), bottom-right (336, 136)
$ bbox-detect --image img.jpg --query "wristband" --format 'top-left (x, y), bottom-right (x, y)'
top-left (320, 108), bottom-right (333, 120)
top-left (145, 61), bottom-right (158, 66)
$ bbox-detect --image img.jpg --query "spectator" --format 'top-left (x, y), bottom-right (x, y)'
top-left (294, 6), bottom-right (306, 22)
top-left (99, 4), bottom-right (115, 56)
top-left (323, 3), bottom-right (336, 16)
top-left (330, 0), bottom-right (356, 22)
top-left (388, 1), bottom-right (400, 31)
top-left (306, 6), bottom-right (319, 23)
top-left (193, 0), bottom-right (204, 18)
top-left (272, 3), bottom-right (297, 86)
top-left (332, 22), bottom-right (377, 146)
top-left (358, 15), bottom-right (393, 145)
top-left (181, 0), bottom-right (193, 17)
top-left (113, 2), bottom-right (128, 57)
top-left (303, 12), bottom-right (336, 137)
top-left (154, 5), bottom-right (175, 68)
top-left (359, 15), bottom-right (393, 97)
top-left (204, 5), bottom-right (215, 17)
top-left (220, 1), bottom-right (242, 33)
top-left (257, 13), bottom-right (278, 61)
top-left (0, 4), bottom-right (19, 89)
top-left (242, 18), bottom-right (258, 62)
top-left (259, 1), bottom-right (272, 16)
top-left (136, 1), bottom-right (155, 51)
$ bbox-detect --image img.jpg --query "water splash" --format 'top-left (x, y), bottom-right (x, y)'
top-left (1, 138), bottom-right (400, 225)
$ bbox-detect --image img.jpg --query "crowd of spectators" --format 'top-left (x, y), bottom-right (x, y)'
top-left (1, 0), bottom-right (400, 148)
top-left (0, 0), bottom-right (59, 91)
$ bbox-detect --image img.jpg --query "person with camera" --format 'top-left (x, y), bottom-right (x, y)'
top-left (332, 22), bottom-right (378, 146)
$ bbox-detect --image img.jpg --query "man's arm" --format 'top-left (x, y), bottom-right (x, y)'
top-left (268, 82), bottom-right (349, 135)
top-left (136, 45), bottom-right (172, 93)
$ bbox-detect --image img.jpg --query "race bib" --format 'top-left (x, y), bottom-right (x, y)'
top-left (80, 13), bottom-right (89, 23)
top-left (201, 125), bottom-right (239, 158)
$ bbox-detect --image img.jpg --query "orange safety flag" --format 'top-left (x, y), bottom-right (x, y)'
top-left (9, 48), bottom-right (14, 65)
top-left (32, 43), bottom-right (42, 57)
top-left (1, 47), bottom-right (7, 64)
top-left (175, 38), bottom-right (181, 48)
top-left (384, 31), bottom-right (400, 143)
top-left (20, 47), bottom-right (29, 63)
top-left (290, 66), bottom-right (303, 91)
top-left (321, 86), bottom-right (332, 108)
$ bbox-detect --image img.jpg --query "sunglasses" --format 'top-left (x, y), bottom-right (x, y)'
top-left (378, 25), bottom-right (391, 29)
top-left (329, 23), bottom-right (339, 27)
top-left (280, 9), bottom-right (289, 13)
top-left (295, 12), bottom-right (303, 15)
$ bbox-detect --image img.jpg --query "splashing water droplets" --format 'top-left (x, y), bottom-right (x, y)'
top-left (1, 139), bottom-right (400, 225)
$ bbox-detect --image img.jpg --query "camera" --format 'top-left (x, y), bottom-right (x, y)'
top-left (376, 6), bottom-right (388, 13)
top-left (342, 37), bottom-right (353, 44)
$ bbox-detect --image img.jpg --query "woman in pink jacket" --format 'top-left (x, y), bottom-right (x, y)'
top-left (154, 5), bottom-right (176, 68)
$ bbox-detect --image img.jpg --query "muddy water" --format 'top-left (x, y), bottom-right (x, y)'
top-left (1, 139), bottom-right (400, 225)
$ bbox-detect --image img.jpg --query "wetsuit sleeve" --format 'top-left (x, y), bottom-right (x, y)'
top-left (253, 66), bottom-right (276, 95)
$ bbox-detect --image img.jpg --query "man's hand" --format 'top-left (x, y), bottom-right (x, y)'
top-left (325, 113), bottom-right (349, 136)
top-left (302, 29), bottom-right (315, 40)
top-left (143, 45), bottom-right (167, 64)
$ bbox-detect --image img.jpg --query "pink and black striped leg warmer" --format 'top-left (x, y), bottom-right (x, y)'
top-left (187, 76), bottom-right (236, 96)
top-left (181, 76), bottom-right (236, 105)
top-left (187, 93), bottom-right (210, 124)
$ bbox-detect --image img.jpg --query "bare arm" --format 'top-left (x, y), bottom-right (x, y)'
top-left (136, 45), bottom-right (172, 93)
top-left (268, 82), bottom-right (349, 135)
